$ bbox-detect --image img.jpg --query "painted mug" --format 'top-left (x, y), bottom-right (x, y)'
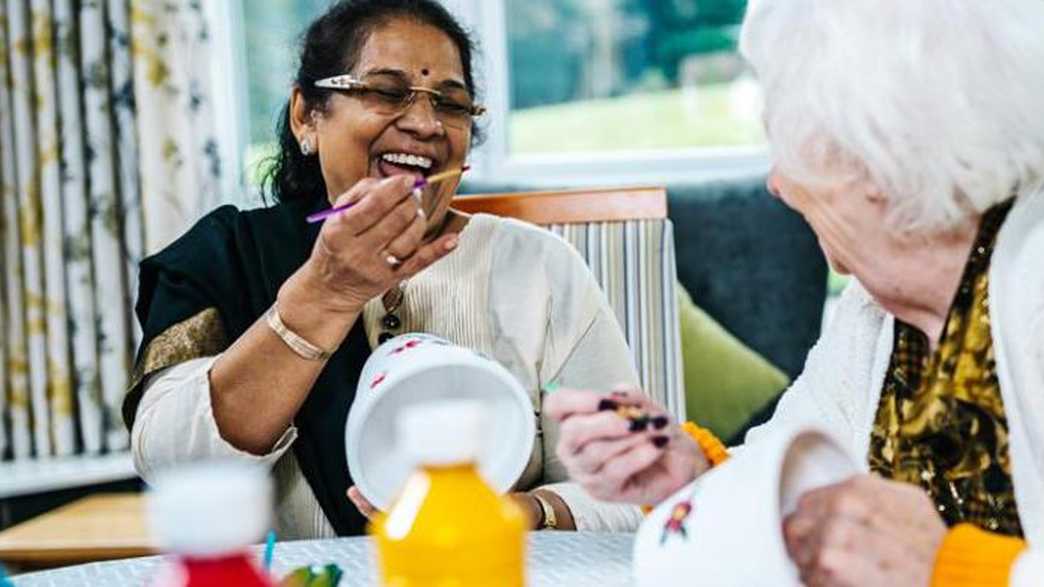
top-left (633, 426), bottom-right (860, 586)
top-left (345, 333), bottom-right (536, 511)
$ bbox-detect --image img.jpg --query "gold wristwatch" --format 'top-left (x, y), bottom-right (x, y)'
top-left (532, 492), bottom-right (557, 530)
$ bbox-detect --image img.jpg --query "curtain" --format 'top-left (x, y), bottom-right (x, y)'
top-left (1, 0), bottom-right (228, 461)
top-left (132, 0), bottom-right (226, 253)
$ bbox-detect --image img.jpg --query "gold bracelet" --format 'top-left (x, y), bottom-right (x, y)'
top-left (265, 302), bottom-right (333, 361)
top-left (532, 492), bottom-right (558, 530)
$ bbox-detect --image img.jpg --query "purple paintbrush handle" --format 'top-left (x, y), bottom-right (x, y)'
top-left (306, 204), bottom-right (353, 223)
top-left (306, 178), bottom-right (428, 224)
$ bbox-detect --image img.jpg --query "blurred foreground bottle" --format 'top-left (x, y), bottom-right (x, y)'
top-left (148, 461), bottom-right (274, 587)
top-left (371, 400), bottom-right (526, 586)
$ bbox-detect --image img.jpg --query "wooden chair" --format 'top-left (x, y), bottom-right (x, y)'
top-left (453, 185), bottom-right (685, 421)
top-left (453, 185), bottom-right (667, 224)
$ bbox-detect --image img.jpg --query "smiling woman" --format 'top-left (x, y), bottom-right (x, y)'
top-left (121, 0), bottom-right (650, 540)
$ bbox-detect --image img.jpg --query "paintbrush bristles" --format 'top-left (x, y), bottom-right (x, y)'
top-left (417, 167), bottom-right (467, 188)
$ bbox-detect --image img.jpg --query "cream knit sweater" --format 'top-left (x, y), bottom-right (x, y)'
top-left (738, 186), bottom-right (1044, 583)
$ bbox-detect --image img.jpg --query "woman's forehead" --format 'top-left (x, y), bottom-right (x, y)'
top-left (354, 20), bottom-right (464, 85)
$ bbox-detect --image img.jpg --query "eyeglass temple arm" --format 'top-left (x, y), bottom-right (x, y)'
top-left (314, 75), bottom-right (360, 90)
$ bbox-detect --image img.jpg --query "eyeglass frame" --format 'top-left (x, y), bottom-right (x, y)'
top-left (314, 74), bottom-right (487, 123)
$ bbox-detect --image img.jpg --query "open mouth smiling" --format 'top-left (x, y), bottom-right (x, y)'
top-left (374, 151), bottom-right (440, 182)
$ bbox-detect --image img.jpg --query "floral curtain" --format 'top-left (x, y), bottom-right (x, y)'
top-left (132, 0), bottom-right (225, 253)
top-left (1, 0), bottom-right (227, 461)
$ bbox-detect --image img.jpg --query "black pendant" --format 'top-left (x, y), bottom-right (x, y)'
top-left (378, 332), bottom-right (395, 345)
top-left (382, 313), bottom-right (402, 330)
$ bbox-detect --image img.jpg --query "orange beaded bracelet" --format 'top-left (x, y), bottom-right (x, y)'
top-left (680, 421), bottom-right (730, 466)
top-left (641, 422), bottom-right (728, 514)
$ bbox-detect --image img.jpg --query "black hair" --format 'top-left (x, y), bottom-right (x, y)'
top-left (261, 0), bottom-right (482, 203)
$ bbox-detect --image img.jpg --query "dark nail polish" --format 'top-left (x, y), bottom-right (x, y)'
top-left (651, 416), bottom-right (669, 430)
top-left (629, 416), bottom-right (649, 432)
top-left (598, 399), bottom-right (619, 412)
top-left (652, 436), bottom-right (670, 449)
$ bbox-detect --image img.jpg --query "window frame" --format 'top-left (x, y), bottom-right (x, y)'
top-left (227, 0), bottom-right (771, 192)
top-left (449, 0), bottom-right (771, 187)
top-left (210, 0), bottom-right (252, 204)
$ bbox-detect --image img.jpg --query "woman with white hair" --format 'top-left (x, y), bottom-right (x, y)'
top-left (546, 0), bottom-right (1044, 584)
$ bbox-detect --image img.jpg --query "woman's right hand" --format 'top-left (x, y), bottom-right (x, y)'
top-left (298, 175), bottom-right (459, 316)
top-left (544, 387), bottom-right (711, 506)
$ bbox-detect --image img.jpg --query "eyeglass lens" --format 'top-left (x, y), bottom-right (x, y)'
top-left (356, 76), bottom-right (476, 129)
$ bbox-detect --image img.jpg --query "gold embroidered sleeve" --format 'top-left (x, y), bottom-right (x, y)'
top-left (123, 307), bottom-right (229, 427)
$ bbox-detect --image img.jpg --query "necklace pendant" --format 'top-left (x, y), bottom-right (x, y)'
top-left (382, 314), bottom-right (402, 330)
top-left (382, 284), bottom-right (406, 314)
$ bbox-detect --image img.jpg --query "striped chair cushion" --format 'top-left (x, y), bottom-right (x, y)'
top-left (545, 219), bottom-right (685, 422)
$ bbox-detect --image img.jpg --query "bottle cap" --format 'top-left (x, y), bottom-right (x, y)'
top-left (147, 460), bottom-right (272, 556)
top-left (399, 400), bottom-right (486, 466)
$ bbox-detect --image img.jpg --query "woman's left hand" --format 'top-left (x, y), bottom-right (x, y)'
top-left (347, 486), bottom-right (378, 520)
top-left (348, 486), bottom-right (559, 530)
top-left (783, 474), bottom-right (947, 587)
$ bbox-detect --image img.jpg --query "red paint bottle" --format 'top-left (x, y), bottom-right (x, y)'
top-left (147, 461), bottom-right (274, 587)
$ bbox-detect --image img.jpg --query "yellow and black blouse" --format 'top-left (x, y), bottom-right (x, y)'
top-left (868, 200), bottom-right (1023, 537)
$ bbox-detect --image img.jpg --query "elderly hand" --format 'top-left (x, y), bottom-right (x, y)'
top-left (303, 176), bottom-right (459, 315)
top-left (544, 387), bottom-right (710, 505)
top-left (783, 475), bottom-right (947, 587)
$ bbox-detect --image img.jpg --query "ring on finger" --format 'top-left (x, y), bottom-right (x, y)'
top-left (384, 253), bottom-right (402, 266)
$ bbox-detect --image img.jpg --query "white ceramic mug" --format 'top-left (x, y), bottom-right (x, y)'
top-left (633, 426), bottom-right (860, 586)
top-left (345, 333), bottom-right (536, 511)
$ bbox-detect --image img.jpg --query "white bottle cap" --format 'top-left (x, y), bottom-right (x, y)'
top-left (147, 460), bottom-right (272, 556)
top-left (399, 399), bottom-right (486, 466)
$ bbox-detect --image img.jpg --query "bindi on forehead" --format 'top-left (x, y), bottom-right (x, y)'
top-left (421, 68), bottom-right (430, 77)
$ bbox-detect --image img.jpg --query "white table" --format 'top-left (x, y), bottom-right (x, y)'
top-left (11, 532), bottom-right (635, 586)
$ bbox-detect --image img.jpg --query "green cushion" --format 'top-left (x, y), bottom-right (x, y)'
top-left (678, 282), bottom-right (790, 442)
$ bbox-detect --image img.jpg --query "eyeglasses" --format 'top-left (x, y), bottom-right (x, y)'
top-left (315, 74), bottom-right (486, 130)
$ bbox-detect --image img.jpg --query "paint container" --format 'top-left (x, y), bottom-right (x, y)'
top-left (147, 461), bottom-right (274, 587)
top-left (371, 400), bottom-right (526, 586)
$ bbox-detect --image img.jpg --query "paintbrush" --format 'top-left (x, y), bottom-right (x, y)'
top-left (263, 529), bottom-right (276, 572)
top-left (306, 165), bottom-right (469, 224)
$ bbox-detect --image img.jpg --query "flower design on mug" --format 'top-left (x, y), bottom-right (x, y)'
top-left (660, 499), bottom-right (694, 545)
top-left (390, 339), bottom-right (423, 355)
top-left (370, 372), bottom-right (387, 390)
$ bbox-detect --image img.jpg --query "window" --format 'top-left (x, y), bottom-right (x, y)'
top-left (236, 1), bottom-right (768, 186)
top-left (457, 0), bottom-right (768, 184)
top-left (240, 0), bottom-right (329, 186)
top-left (505, 0), bottom-right (764, 156)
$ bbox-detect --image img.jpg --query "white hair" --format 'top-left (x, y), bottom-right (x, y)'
top-left (740, 0), bottom-right (1044, 233)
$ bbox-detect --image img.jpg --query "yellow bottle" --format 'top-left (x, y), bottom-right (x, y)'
top-left (371, 400), bottom-right (526, 587)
